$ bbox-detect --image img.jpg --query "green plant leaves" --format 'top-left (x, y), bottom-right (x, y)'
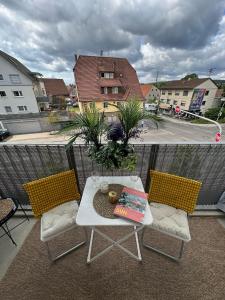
top-left (65, 99), bottom-right (157, 170)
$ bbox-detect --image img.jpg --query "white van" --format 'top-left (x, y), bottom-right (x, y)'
top-left (145, 103), bottom-right (157, 112)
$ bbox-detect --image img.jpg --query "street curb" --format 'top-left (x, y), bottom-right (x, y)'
top-left (161, 116), bottom-right (217, 127)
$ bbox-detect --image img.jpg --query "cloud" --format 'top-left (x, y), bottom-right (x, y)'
top-left (0, 0), bottom-right (225, 83)
top-left (117, 0), bottom-right (224, 49)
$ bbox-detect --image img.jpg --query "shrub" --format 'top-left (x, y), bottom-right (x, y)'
top-left (204, 107), bottom-right (225, 120)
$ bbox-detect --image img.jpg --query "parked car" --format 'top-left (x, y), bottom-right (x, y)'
top-left (0, 121), bottom-right (10, 141)
top-left (0, 129), bottom-right (10, 141)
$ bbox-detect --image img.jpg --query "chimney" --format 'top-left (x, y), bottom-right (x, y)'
top-left (100, 50), bottom-right (103, 56)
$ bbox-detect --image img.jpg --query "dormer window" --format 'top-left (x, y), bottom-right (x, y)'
top-left (100, 72), bottom-right (114, 79)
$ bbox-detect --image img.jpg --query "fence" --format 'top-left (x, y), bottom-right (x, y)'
top-left (0, 143), bottom-right (225, 208)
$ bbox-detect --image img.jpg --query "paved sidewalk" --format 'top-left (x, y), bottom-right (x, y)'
top-left (161, 115), bottom-right (218, 127)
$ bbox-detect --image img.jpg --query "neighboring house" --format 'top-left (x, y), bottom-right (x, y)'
top-left (74, 55), bottom-right (144, 114)
top-left (42, 78), bottom-right (69, 109)
top-left (159, 78), bottom-right (219, 114)
top-left (0, 50), bottom-right (39, 115)
top-left (33, 75), bottom-right (49, 111)
top-left (67, 84), bottom-right (77, 101)
top-left (140, 83), bottom-right (160, 102)
top-left (215, 88), bottom-right (225, 103)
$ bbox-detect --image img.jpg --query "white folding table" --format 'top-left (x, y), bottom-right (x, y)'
top-left (76, 176), bottom-right (153, 264)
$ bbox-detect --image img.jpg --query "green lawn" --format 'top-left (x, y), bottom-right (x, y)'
top-left (67, 107), bottom-right (80, 113)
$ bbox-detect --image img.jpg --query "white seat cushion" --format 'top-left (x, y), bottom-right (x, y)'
top-left (149, 202), bottom-right (191, 242)
top-left (41, 200), bottom-right (79, 242)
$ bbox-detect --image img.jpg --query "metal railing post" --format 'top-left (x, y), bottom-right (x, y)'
top-left (145, 144), bottom-right (159, 192)
top-left (65, 144), bottom-right (81, 194)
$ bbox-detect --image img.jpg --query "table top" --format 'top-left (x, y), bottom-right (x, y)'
top-left (76, 176), bottom-right (153, 226)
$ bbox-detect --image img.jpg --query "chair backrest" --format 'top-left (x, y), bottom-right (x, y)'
top-left (148, 170), bottom-right (202, 213)
top-left (23, 170), bottom-right (80, 217)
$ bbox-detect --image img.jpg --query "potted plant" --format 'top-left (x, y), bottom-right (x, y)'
top-left (66, 99), bottom-right (158, 170)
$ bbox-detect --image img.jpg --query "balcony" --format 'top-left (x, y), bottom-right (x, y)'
top-left (0, 143), bottom-right (225, 299)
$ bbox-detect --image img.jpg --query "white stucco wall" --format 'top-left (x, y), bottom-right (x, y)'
top-left (160, 79), bottom-right (219, 113)
top-left (0, 55), bottom-right (39, 114)
top-left (196, 79), bottom-right (219, 114)
top-left (160, 89), bottom-right (192, 110)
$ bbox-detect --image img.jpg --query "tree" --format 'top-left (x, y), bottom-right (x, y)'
top-left (181, 73), bottom-right (198, 80)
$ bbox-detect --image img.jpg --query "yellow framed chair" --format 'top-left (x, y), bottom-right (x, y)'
top-left (142, 170), bottom-right (202, 261)
top-left (23, 170), bottom-right (87, 261)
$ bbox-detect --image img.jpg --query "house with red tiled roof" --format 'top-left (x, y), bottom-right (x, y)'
top-left (74, 55), bottom-right (144, 113)
top-left (140, 83), bottom-right (160, 101)
top-left (42, 78), bottom-right (69, 109)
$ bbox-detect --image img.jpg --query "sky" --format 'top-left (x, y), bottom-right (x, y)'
top-left (0, 0), bottom-right (225, 84)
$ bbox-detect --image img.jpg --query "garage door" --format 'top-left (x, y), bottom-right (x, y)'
top-left (4, 120), bottom-right (42, 134)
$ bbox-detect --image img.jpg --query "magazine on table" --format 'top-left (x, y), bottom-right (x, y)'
top-left (113, 186), bottom-right (148, 223)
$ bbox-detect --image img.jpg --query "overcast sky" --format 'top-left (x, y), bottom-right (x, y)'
top-left (1, 0), bottom-right (225, 84)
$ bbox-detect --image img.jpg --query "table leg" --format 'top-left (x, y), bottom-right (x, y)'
top-left (134, 226), bottom-right (142, 261)
top-left (87, 227), bottom-right (94, 264)
top-left (86, 225), bottom-right (143, 264)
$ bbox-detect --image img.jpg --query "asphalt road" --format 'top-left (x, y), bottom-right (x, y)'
top-left (132, 116), bottom-right (225, 143)
top-left (4, 117), bottom-right (225, 144)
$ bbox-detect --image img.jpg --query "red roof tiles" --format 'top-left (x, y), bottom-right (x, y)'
top-left (140, 84), bottom-right (153, 97)
top-left (74, 55), bottom-right (144, 102)
top-left (43, 78), bottom-right (69, 96)
top-left (161, 78), bottom-right (209, 90)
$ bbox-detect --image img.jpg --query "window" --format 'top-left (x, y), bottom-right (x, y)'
top-left (205, 90), bottom-right (209, 96)
top-left (4, 106), bottom-right (12, 112)
top-left (202, 101), bottom-right (206, 105)
top-left (173, 100), bottom-right (178, 105)
top-left (160, 99), bottom-right (166, 103)
top-left (162, 91), bottom-right (165, 95)
top-left (183, 91), bottom-right (188, 96)
top-left (0, 91), bottom-right (6, 97)
top-left (13, 90), bottom-right (23, 97)
top-left (175, 91), bottom-right (179, 96)
top-left (103, 102), bottom-right (108, 108)
top-left (9, 74), bottom-right (21, 84)
top-left (112, 87), bottom-right (118, 94)
top-left (166, 99), bottom-right (170, 104)
top-left (0, 74), bottom-right (3, 80)
top-left (101, 72), bottom-right (114, 79)
top-left (168, 91), bottom-right (172, 95)
top-left (117, 102), bottom-right (121, 107)
top-left (181, 102), bottom-right (186, 107)
top-left (17, 106), bottom-right (27, 111)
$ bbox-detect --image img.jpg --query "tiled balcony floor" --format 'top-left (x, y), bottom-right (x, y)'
top-left (0, 216), bottom-right (36, 280)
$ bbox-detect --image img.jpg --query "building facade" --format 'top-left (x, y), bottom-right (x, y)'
top-left (74, 55), bottom-right (144, 114)
top-left (42, 78), bottom-right (69, 110)
top-left (140, 83), bottom-right (160, 102)
top-left (33, 77), bottom-right (49, 111)
top-left (0, 51), bottom-right (39, 115)
top-left (159, 78), bottom-right (219, 114)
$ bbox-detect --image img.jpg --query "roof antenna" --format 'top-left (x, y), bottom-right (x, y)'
top-left (100, 50), bottom-right (103, 56)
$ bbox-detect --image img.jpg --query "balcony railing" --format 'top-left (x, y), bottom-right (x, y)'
top-left (0, 143), bottom-right (224, 209)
